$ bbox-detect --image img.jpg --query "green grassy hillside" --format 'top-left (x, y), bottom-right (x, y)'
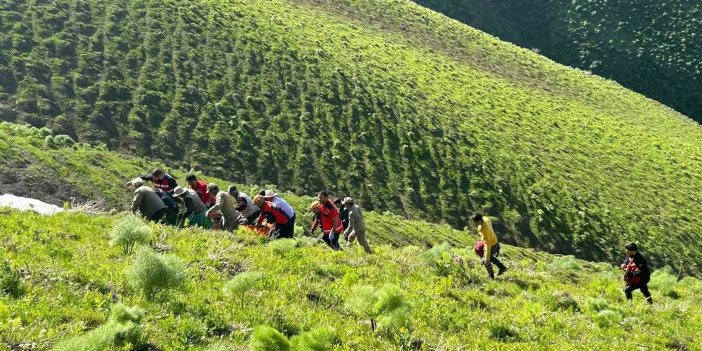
top-left (2, 0), bottom-right (702, 273)
top-left (412, 0), bottom-right (702, 121)
top-left (1, 210), bottom-right (701, 350)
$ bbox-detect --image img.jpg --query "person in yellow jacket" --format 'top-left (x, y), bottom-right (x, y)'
top-left (472, 213), bottom-right (508, 279)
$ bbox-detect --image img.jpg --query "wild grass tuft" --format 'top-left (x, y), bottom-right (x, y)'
top-left (109, 214), bottom-right (152, 255)
top-left (124, 247), bottom-right (187, 300)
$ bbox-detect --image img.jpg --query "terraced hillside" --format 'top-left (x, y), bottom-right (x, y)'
top-left (1, 0), bottom-right (702, 272)
top-left (413, 0), bottom-right (702, 121)
top-left (1, 210), bottom-right (701, 350)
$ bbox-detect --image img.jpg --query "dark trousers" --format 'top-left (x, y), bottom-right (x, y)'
top-left (484, 243), bottom-right (507, 278)
top-left (148, 208), bottom-right (167, 223)
top-left (322, 231), bottom-right (342, 251)
top-left (246, 210), bottom-right (261, 225)
top-left (624, 283), bottom-right (653, 304)
top-left (280, 214), bottom-right (295, 238)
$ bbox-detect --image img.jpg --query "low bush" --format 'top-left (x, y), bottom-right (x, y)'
top-left (223, 271), bottom-right (264, 308)
top-left (290, 326), bottom-right (338, 351)
top-left (52, 304), bottom-right (144, 351)
top-left (489, 323), bottom-right (520, 342)
top-left (0, 261), bottom-right (24, 298)
top-left (249, 326), bottom-right (290, 351)
top-left (649, 268), bottom-right (680, 298)
top-left (109, 214), bottom-right (152, 255)
top-left (548, 291), bottom-right (580, 312)
top-left (125, 247), bottom-right (188, 300)
top-left (346, 284), bottom-right (411, 333)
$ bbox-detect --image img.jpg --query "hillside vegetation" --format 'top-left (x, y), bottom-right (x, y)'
top-left (413, 0), bottom-right (702, 121)
top-left (1, 0), bottom-right (702, 273)
top-left (1, 210), bottom-right (701, 350)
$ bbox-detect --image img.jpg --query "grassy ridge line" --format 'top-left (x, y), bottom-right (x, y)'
top-left (411, 0), bottom-right (702, 121)
top-left (0, 123), bottom-right (467, 249)
top-left (0, 210), bottom-right (701, 350)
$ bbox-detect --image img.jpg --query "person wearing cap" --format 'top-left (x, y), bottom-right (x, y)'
top-left (253, 195), bottom-right (291, 239)
top-left (335, 198), bottom-right (350, 240)
top-left (140, 168), bottom-right (178, 194)
top-left (621, 243), bottom-right (653, 304)
top-left (260, 190), bottom-right (296, 238)
top-left (228, 186), bottom-right (260, 224)
top-left (471, 213), bottom-right (507, 279)
top-left (309, 200), bottom-right (342, 250)
top-left (128, 178), bottom-right (167, 222)
top-left (342, 197), bottom-right (372, 254)
top-left (173, 186), bottom-right (207, 228)
top-left (205, 184), bottom-right (240, 231)
top-left (186, 174), bottom-right (215, 208)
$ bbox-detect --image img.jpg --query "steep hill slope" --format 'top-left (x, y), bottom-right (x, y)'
top-left (1, 211), bottom-right (701, 350)
top-left (412, 0), bottom-right (702, 121)
top-left (1, 1), bottom-right (702, 271)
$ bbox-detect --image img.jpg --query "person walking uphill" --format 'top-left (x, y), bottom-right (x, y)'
top-left (342, 197), bottom-right (372, 254)
top-left (128, 178), bottom-right (167, 222)
top-left (205, 184), bottom-right (240, 231)
top-left (471, 214), bottom-right (507, 279)
top-left (173, 186), bottom-right (207, 228)
top-left (621, 243), bottom-right (653, 304)
top-left (309, 200), bottom-right (343, 251)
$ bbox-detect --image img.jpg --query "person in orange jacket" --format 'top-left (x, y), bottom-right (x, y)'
top-left (310, 191), bottom-right (343, 250)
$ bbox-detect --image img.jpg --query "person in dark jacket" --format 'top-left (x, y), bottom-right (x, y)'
top-left (173, 186), bottom-right (207, 228)
top-left (140, 168), bottom-right (178, 194)
top-left (335, 198), bottom-right (350, 241)
top-left (129, 178), bottom-right (167, 222)
top-left (621, 243), bottom-right (653, 304)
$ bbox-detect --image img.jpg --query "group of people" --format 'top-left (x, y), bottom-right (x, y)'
top-left (128, 169), bottom-right (653, 303)
top-left (471, 213), bottom-right (653, 304)
top-left (126, 169), bottom-right (372, 253)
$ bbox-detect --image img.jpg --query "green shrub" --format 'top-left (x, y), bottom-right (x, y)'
top-left (125, 247), bottom-right (188, 300)
top-left (422, 243), bottom-right (454, 276)
top-left (109, 214), bottom-right (152, 254)
top-left (489, 323), bottom-right (520, 342)
top-left (549, 256), bottom-right (582, 271)
top-left (548, 291), bottom-right (580, 312)
top-left (268, 239), bottom-right (297, 255)
top-left (54, 134), bottom-right (76, 147)
top-left (52, 304), bottom-right (143, 351)
top-left (44, 135), bottom-right (56, 148)
top-left (346, 284), bottom-right (411, 332)
top-left (223, 271), bottom-right (263, 308)
top-left (249, 326), bottom-right (290, 351)
top-left (290, 326), bottom-right (337, 351)
top-left (38, 127), bottom-right (52, 137)
top-left (205, 342), bottom-right (237, 351)
top-left (593, 309), bottom-right (623, 327)
top-left (0, 261), bottom-right (24, 298)
top-left (649, 267), bottom-right (680, 298)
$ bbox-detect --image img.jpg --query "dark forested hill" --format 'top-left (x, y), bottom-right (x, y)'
top-left (413, 0), bottom-right (702, 121)
top-left (1, 0), bottom-right (702, 271)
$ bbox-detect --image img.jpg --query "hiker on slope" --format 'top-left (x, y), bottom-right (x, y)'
top-left (204, 184), bottom-right (240, 231)
top-left (228, 186), bottom-right (260, 225)
top-left (309, 199), bottom-right (343, 251)
top-left (621, 243), bottom-right (653, 304)
top-left (128, 178), bottom-right (167, 223)
top-left (173, 186), bottom-right (208, 228)
top-left (260, 190), bottom-right (296, 238)
top-left (186, 174), bottom-right (215, 208)
top-left (335, 198), bottom-right (350, 241)
top-left (471, 213), bottom-right (508, 279)
top-left (253, 194), bottom-right (292, 239)
top-left (342, 197), bottom-right (372, 254)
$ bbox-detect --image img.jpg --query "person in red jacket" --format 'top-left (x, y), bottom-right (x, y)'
top-left (310, 191), bottom-right (343, 251)
top-left (253, 195), bottom-right (291, 240)
top-left (186, 174), bottom-right (215, 208)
